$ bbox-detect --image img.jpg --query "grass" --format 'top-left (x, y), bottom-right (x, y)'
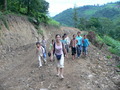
top-left (0, 11), bottom-right (9, 30)
top-left (103, 35), bottom-right (120, 56)
top-left (47, 18), bottom-right (60, 27)
top-left (117, 65), bottom-right (120, 68)
top-left (95, 34), bottom-right (120, 56)
top-left (106, 55), bottom-right (112, 59)
top-left (37, 28), bottom-right (43, 35)
top-left (96, 34), bottom-right (104, 44)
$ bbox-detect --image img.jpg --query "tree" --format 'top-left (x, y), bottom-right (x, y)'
top-left (73, 4), bottom-right (78, 28)
top-left (0, 0), bottom-right (7, 11)
top-left (99, 17), bottom-right (114, 35)
top-left (77, 18), bottom-right (88, 30)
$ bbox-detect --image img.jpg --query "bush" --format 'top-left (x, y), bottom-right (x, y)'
top-left (47, 18), bottom-right (60, 27)
top-left (117, 65), bottom-right (120, 68)
top-left (0, 12), bottom-right (9, 30)
top-left (103, 36), bottom-right (120, 56)
top-left (37, 29), bottom-right (43, 35)
top-left (106, 55), bottom-right (112, 59)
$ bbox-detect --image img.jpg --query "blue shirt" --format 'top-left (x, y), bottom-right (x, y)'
top-left (61, 40), bottom-right (67, 45)
top-left (76, 36), bottom-right (83, 46)
top-left (82, 39), bottom-right (89, 47)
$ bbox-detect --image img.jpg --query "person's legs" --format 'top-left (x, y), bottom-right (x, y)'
top-left (77, 45), bottom-right (80, 57)
top-left (79, 45), bottom-right (82, 56)
top-left (38, 56), bottom-right (42, 67)
top-left (72, 47), bottom-right (76, 60)
top-left (82, 46), bottom-right (85, 56)
top-left (50, 51), bottom-right (53, 61)
top-left (43, 52), bottom-right (47, 64)
top-left (66, 45), bottom-right (69, 53)
top-left (74, 47), bottom-right (76, 59)
top-left (56, 67), bottom-right (60, 76)
top-left (60, 68), bottom-right (64, 78)
top-left (72, 55), bottom-right (74, 60)
top-left (59, 54), bottom-right (64, 78)
top-left (72, 47), bottom-right (74, 60)
top-left (85, 47), bottom-right (88, 56)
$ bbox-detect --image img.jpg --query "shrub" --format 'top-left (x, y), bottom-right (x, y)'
top-left (106, 55), bottom-right (112, 59)
top-left (47, 18), bottom-right (60, 27)
top-left (103, 36), bottom-right (120, 56)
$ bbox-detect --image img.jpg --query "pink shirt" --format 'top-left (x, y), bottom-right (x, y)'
top-left (55, 43), bottom-right (63, 55)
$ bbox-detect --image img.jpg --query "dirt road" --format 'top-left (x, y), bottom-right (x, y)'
top-left (0, 27), bottom-right (119, 90)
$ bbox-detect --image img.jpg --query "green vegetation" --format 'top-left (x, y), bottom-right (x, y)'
top-left (0, 0), bottom-right (61, 34)
top-left (37, 28), bottom-right (43, 35)
top-left (0, 11), bottom-right (9, 30)
top-left (106, 55), bottom-right (112, 59)
top-left (117, 65), bottom-right (120, 68)
top-left (0, 0), bottom-right (50, 27)
top-left (103, 36), bottom-right (120, 56)
top-left (48, 18), bottom-right (60, 27)
top-left (53, 2), bottom-right (120, 26)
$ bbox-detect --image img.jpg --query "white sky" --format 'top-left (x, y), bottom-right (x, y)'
top-left (46, 0), bottom-right (119, 17)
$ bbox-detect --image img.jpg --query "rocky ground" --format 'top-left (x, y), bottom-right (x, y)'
top-left (0, 16), bottom-right (120, 90)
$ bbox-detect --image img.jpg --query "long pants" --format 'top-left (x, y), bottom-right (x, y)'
top-left (77, 45), bottom-right (82, 57)
top-left (65, 45), bottom-right (69, 53)
top-left (38, 56), bottom-right (42, 67)
top-left (38, 56), bottom-right (46, 67)
top-left (83, 46), bottom-right (88, 55)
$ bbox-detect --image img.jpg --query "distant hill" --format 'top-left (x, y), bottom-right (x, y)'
top-left (53, 2), bottom-right (120, 26)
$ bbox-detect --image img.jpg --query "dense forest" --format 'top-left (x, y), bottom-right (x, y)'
top-left (53, 2), bottom-right (120, 56)
top-left (0, 0), bottom-right (50, 25)
top-left (53, 2), bottom-right (120, 26)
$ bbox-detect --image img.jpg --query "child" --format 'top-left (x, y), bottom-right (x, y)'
top-left (64, 33), bottom-right (70, 53)
top-left (48, 39), bottom-right (55, 61)
top-left (76, 32), bottom-right (83, 58)
top-left (70, 34), bottom-right (78, 60)
top-left (36, 42), bottom-right (46, 67)
top-left (41, 36), bottom-right (47, 59)
top-left (61, 35), bottom-right (67, 46)
top-left (82, 35), bottom-right (90, 56)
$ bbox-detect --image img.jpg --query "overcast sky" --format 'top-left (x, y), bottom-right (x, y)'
top-left (46, 0), bottom-right (119, 17)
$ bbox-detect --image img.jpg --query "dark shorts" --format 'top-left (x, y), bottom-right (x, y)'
top-left (71, 47), bottom-right (76, 55)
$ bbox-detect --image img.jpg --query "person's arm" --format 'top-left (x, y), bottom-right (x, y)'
top-left (64, 47), bottom-right (68, 58)
top-left (69, 40), bottom-right (72, 48)
top-left (51, 43), bottom-right (55, 60)
top-left (87, 39), bottom-right (90, 46)
top-left (76, 39), bottom-right (78, 44)
top-left (68, 37), bottom-right (70, 44)
top-left (36, 48), bottom-right (38, 56)
top-left (42, 47), bottom-right (45, 54)
top-left (63, 43), bottom-right (68, 58)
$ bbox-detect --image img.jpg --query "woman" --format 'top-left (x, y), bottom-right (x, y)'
top-left (53, 34), bottom-right (67, 79)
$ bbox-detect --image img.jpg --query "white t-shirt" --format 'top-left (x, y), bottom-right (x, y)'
top-left (37, 46), bottom-right (45, 56)
top-left (65, 36), bottom-right (70, 45)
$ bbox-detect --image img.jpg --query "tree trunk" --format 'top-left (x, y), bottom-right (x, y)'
top-left (27, 0), bottom-right (30, 15)
top-left (18, 1), bottom-right (21, 12)
top-left (4, 0), bottom-right (7, 11)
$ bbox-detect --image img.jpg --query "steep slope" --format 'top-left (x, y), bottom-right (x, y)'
top-left (0, 15), bottom-right (120, 90)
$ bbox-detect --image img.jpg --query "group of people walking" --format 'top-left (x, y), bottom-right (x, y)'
top-left (36, 31), bottom-right (90, 79)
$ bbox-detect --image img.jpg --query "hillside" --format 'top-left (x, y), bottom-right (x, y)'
top-left (53, 2), bottom-right (120, 26)
top-left (0, 15), bottom-right (120, 90)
